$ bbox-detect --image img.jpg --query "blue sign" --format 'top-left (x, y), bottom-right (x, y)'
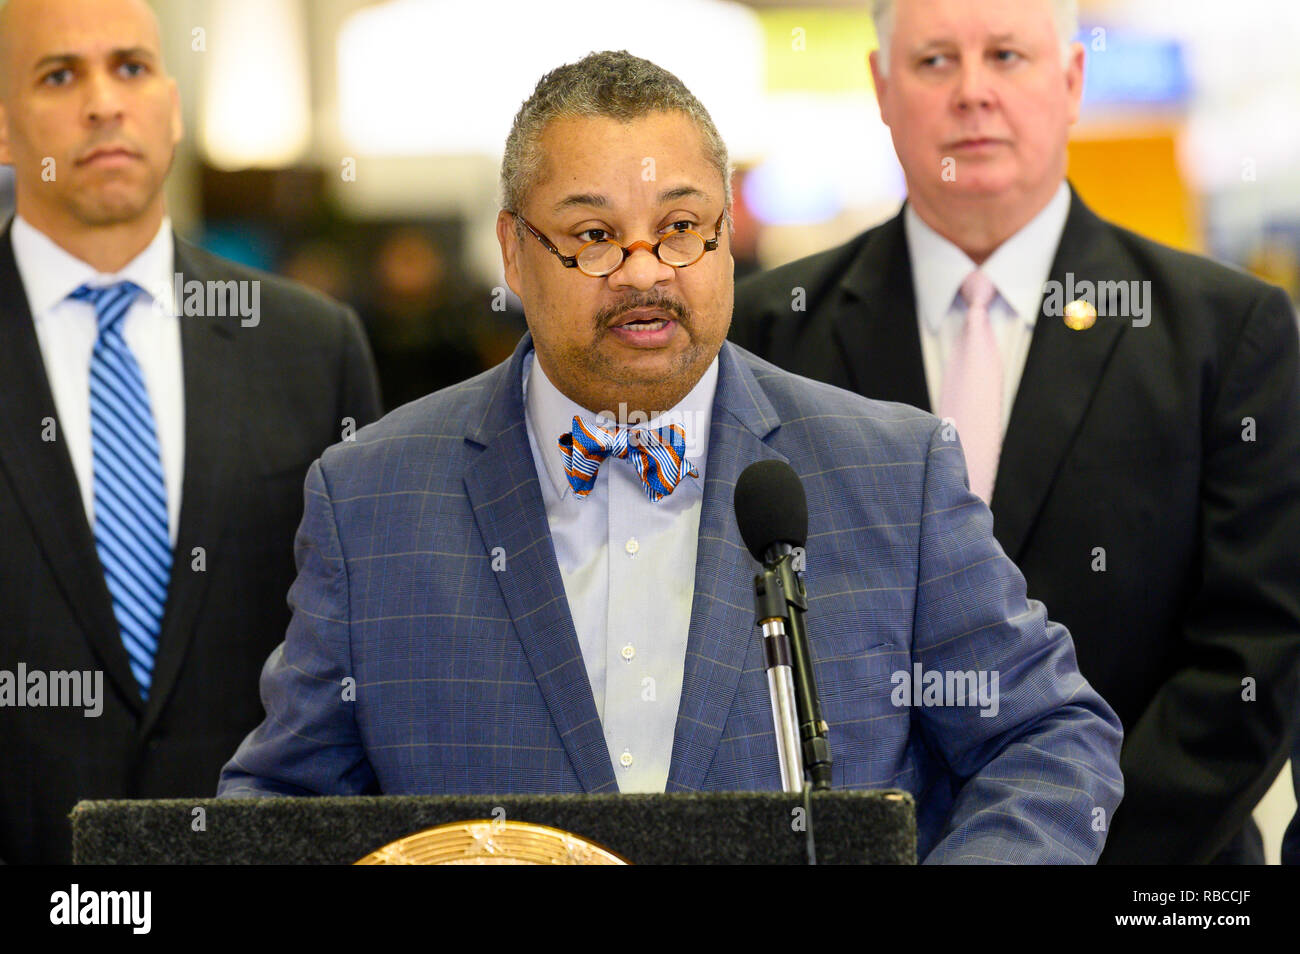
top-left (1079, 27), bottom-right (1191, 107)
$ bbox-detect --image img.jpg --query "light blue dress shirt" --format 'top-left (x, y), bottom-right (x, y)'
top-left (522, 348), bottom-right (718, 792)
top-left (13, 215), bottom-right (185, 544)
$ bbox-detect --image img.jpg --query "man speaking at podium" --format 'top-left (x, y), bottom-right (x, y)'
top-left (220, 52), bottom-right (1123, 863)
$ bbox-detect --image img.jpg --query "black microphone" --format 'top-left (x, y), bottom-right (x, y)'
top-left (734, 461), bottom-right (833, 792)
top-left (735, 460), bottom-right (808, 564)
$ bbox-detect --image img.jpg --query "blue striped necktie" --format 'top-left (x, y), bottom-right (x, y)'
top-left (71, 281), bottom-right (171, 699)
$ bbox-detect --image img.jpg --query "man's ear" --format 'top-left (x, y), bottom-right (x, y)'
top-left (0, 102), bottom-right (12, 166)
top-left (1064, 42), bottom-right (1086, 126)
top-left (168, 78), bottom-right (183, 146)
top-left (868, 50), bottom-right (891, 126)
top-left (495, 210), bottom-right (524, 300)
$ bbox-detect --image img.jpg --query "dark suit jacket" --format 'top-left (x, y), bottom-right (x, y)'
top-left (731, 189), bottom-right (1300, 864)
top-left (0, 225), bottom-right (382, 863)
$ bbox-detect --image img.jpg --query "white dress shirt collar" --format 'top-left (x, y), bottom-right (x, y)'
top-left (905, 182), bottom-right (1071, 331)
top-left (11, 214), bottom-right (176, 320)
top-left (523, 346), bottom-right (719, 501)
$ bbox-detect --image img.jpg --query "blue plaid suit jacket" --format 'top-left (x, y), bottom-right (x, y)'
top-left (219, 335), bottom-right (1123, 863)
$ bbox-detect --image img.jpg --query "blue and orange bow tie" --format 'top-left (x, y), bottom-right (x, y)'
top-left (559, 415), bottom-right (699, 503)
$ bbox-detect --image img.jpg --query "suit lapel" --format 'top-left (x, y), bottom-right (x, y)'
top-left (139, 238), bottom-right (243, 735)
top-left (822, 194), bottom-right (1132, 563)
top-left (463, 336), bottom-right (617, 793)
top-left (0, 224), bottom-right (143, 712)
top-left (667, 344), bottom-right (786, 791)
top-left (831, 210), bottom-right (931, 411)
top-left (991, 192), bottom-right (1129, 560)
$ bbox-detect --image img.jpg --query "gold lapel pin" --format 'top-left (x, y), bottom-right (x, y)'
top-left (1063, 299), bottom-right (1098, 331)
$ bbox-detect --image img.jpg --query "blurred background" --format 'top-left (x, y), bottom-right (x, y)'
top-left (0, 0), bottom-right (1295, 412)
top-left (2, 0), bottom-right (1294, 857)
top-left (186, 0), bottom-right (1300, 300)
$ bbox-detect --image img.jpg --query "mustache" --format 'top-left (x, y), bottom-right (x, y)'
top-left (594, 291), bottom-right (690, 329)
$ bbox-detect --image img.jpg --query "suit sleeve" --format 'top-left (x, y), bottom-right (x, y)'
top-left (1103, 288), bottom-right (1300, 863)
top-left (218, 458), bottom-right (378, 797)
top-left (336, 303), bottom-right (384, 427)
top-left (912, 423), bottom-right (1125, 864)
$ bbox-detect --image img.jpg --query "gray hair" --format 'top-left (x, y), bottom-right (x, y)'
top-left (500, 50), bottom-right (732, 223)
top-left (871, 0), bottom-right (1079, 75)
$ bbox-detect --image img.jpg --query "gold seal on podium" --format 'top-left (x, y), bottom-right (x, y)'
top-left (354, 820), bottom-right (628, 865)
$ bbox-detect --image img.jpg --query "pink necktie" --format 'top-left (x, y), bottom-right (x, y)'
top-left (939, 271), bottom-right (1001, 503)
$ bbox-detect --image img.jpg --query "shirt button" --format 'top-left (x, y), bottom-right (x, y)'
top-left (621, 643), bottom-right (635, 661)
top-left (625, 538), bottom-right (639, 556)
top-left (619, 750), bottom-right (634, 768)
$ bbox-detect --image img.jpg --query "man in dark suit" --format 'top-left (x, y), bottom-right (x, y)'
top-left (0, 0), bottom-right (381, 863)
top-left (732, 0), bottom-right (1300, 863)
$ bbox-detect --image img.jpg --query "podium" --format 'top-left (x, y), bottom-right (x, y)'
top-left (71, 790), bottom-right (915, 864)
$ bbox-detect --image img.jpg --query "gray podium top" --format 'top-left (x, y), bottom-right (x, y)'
top-left (71, 790), bottom-right (916, 864)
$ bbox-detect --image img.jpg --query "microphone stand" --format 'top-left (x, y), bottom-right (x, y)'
top-left (752, 543), bottom-right (833, 792)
